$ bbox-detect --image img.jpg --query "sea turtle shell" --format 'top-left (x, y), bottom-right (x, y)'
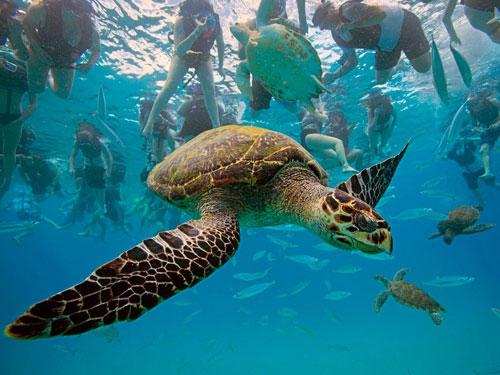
top-left (439, 205), bottom-right (480, 233)
top-left (245, 24), bottom-right (323, 101)
top-left (390, 280), bottom-right (445, 313)
top-left (148, 125), bottom-right (328, 205)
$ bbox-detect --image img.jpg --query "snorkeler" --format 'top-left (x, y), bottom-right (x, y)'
top-left (363, 91), bottom-right (397, 157)
top-left (0, 54), bottom-right (37, 204)
top-left (0, 0), bottom-right (29, 61)
top-left (19, 155), bottom-right (62, 202)
top-left (467, 96), bottom-right (500, 180)
top-left (142, 0), bottom-right (224, 138)
top-left (22, 0), bottom-right (101, 98)
top-left (312, 0), bottom-right (431, 84)
top-left (299, 107), bottom-right (358, 173)
top-left (443, 0), bottom-right (500, 45)
top-left (69, 121), bottom-right (112, 237)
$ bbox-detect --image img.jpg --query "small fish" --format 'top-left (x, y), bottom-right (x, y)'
top-left (266, 224), bottom-right (305, 232)
top-left (324, 280), bottom-right (332, 290)
top-left (92, 326), bottom-right (119, 343)
top-left (324, 291), bottom-right (351, 301)
top-left (278, 307), bottom-right (299, 318)
top-left (424, 275), bottom-right (475, 287)
top-left (252, 250), bottom-right (267, 261)
top-left (334, 265), bottom-right (362, 274)
top-left (308, 259), bottom-right (330, 271)
top-left (266, 234), bottom-right (298, 249)
top-left (266, 252), bottom-right (277, 262)
top-left (421, 176), bottom-right (446, 189)
top-left (390, 208), bottom-right (432, 221)
top-left (258, 314), bottom-right (270, 327)
top-left (313, 243), bottom-right (338, 252)
top-left (232, 281), bottom-right (276, 299)
top-left (420, 190), bottom-right (454, 199)
top-left (277, 280), bottom-right (310, 298)
top-left (183, 309), bottom-right (202, 323)
top-left (285, 255), bottom-right (320, 265)
top-left (376, 194), bottom-right (396, 208)
top-left (326, 310), bottom-right (342, 324)
top-left (295, 325), bottom-right (314, 338)
top-left (354, 251), bottom-right (394, 261)
top-left (233, 267), bottom-right (271, 281)
top-left (416, 160), bottom-right (431, 170)
top-left (328, 343), bottom-right (351, 352)
top-left (491, 307), bottom-right (500, 320)
top-left (424, 209), bottom-right (449, 221)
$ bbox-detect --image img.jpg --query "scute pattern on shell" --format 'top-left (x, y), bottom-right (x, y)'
top-left (440, 206), bottom-right (480, 233)
top-left (390, 280), bottom-right (444, 313)
top-left (148, 126), bottom-right (328, 202)
top-left (245, 24), bottom-right (323, 101)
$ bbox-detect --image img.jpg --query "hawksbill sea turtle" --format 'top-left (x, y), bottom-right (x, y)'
top-left (230, 0), bottom-right (330, 121)
top-left (429, 205), bottom-right (495, 245)
top-left (374, 268), bottom-right (445, 325)
top-left (5, 125), bottom-right (408, 339)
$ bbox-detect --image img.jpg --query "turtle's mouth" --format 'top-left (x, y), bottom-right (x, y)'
top-left (331, 229), bottom-right (392, 255)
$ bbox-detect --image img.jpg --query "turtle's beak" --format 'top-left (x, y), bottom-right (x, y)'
top-left (351, 229), bottom-right (393, 255)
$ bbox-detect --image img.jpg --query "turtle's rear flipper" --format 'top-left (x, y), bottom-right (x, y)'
top-left (428, 232), bottom-right (442, 240)
top-left (429, 312), bottom-right (442, 326)
top-left (374, 290), bottom-right (390, 313)
top-left (5, 213), bottom-right (240, 339)
top-left (462, 223), bottom-right (496, 235)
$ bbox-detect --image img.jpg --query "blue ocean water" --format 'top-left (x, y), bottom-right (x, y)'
top-left (1, 0), bottom-right (500, 374)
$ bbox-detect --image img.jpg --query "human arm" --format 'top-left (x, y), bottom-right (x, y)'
top-left (323, 48), bottom-right (358, 84)
top-left (76, 27), bottom-right (101, 74)
top-left (174, 17), bottom-right (209, 57)
top-left (442, 0), bottom-right (461, 45)
top-left (22, 4), bottom-right (51, 64)
top-left (7, 18), bottom-right (28, 61)
top-left (216, 25), bottom-right (225, 79)
top-left (296, 0), bottom-right (308, 35)
top-left (69, 142), bottom-right (79, 175)
top-left (18, 92), bottom-right (37, 123)
top-left (102, 142), bottom-right (113, 177)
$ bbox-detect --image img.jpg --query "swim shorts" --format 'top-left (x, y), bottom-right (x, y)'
top-left (480, 126), bottom-right (500, 148)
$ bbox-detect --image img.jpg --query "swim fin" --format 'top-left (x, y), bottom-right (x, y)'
top-left (450, 44), bottom-right (472, 88)
top-left (431, 36), bottom-right (449, 105)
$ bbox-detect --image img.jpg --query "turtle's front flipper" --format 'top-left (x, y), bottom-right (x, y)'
top-left (256, 0), bottom-right (275, 28)
top-left (429, 312), bottom-right (442, 325)
top-left (5, 213), bottom-right (240, 339)
top-left (374, 290), bottom-right (390, 313)
top-left (235, 61), bottom-right (253, 102)
top-left (393, 268), bottom-right (408, 281)
top-left (462, 223), bottom-right (496, 235)
top-left (301, 98), bottom-right (328, 123)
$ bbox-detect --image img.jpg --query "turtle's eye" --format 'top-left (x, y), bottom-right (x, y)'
top-left (353, 212), bottom-right (377, 233)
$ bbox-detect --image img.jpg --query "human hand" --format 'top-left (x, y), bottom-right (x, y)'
top-left (69, 167), bottom-right (76, 176)
top-left (195, 17), bottom-right (211, 33)
top-left (142, 119), bottom-right (153, 139)
top-left (218, 64), bottom-right (226, 80)
top-left (76, 62), bottom-right (92, 74)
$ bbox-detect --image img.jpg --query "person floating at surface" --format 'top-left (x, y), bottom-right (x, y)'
top-left (443, 0), bottom-right (500, 45)
top-left (362, 91), bottom-right (397, 157)
top-left (323, 109), bottom-right (364, 171)
top-left (467, 96), bottom-right (500, 180)
top-left (312, 0), bottom-right (431, 84)
top-left (22, 0), bottom-right (101, 98)
top-left (236, 0), bottom-right (307, 117)
top-left (139, 98), bottom-right (177, 166)
top-left (0, 0), bottom-right (29, 61)
top-left (142, 0), bottom-right (224, 139)
top-left (176, 83), bottom-right (224, 143)
top-left (299, 108), bottom-right (358, 173)
top-left (446, 136), bottom-right (500, 205)
top-left (0, 55), bottom-right (37, 204)
top-left (18, 155), bottom-right (62, 202)
top-left (69, 121), bottom-right (112, 237)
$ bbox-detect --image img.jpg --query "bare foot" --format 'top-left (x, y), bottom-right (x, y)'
top-left (479, 172), bottom-right (495, 181)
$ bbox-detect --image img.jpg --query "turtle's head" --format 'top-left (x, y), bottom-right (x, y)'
top-left (230, 22), bottom-right (251, 45)
top-left (314, 189), bottom-right (392, 255)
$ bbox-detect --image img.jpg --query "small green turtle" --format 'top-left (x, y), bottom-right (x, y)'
top-left (429, 205), bottom-right (495, 245)
top-left (5, 125), bottom-right (408, 339)
top-left (374, 268), bottom-right (445, 325)
top-left (230, 0), bottom-right (329, 121)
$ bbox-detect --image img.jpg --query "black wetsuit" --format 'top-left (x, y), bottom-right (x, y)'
top-left (0, 58), bottom-right (28, 125)
top-left (21, 157), bottom-right (60, 195)
top-left (447, 141), bottom-right (488, 190)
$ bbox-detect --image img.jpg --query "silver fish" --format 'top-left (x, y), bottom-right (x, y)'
top-left (354, 251), bottom-right (394, 261)
top-left (308, 259), bottom-right (330, 271)
top-left (232, 281), bottom-right (276, 299)
top-left (252, 250), bottom-right (267, 261)
top-left (313, 243), bottom-right (338, 252)
top-left (324, 291), bottom-right (351, 301)
top-left (421, 177), bottom-right (446, 189)
top-left (424, 275), bottom-right (475, 287)
top-left (420, 190), bottom-right (455, 199)
top-left (266, 224), bottom-right (305, 232)
top-left (277, 280), bottom-right (310, 298)
top-left (491, 308), bottom-right (500, 320)
top-left (376, 194), bottom-right (396, 208)
top-left (328, 343), bottom-right (351, 352)
top-left (233, 267), bottom-right (271, 281)
top-left (390, 208), bottom-right (433, 221)
top-left (285, 255), bottom-right (320, 265)
top-left (266, 234), bottom-right (298, 249)
top-left (278, 307), bottom-right (299, 318)
top-left (334, 265), bottom-right (362, 274)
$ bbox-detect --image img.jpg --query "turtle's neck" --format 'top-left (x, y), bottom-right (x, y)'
top-left (267, 164), bottom-right (332, 227)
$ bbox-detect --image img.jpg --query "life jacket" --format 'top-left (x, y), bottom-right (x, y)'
top-left (182, 12), bottom-right (220, 57)
top-left (0, 57), bottom-right (28, 93)
top-left (35, 0), bottom-right (93, 67)
top-left (332, 0), bottom-right (403, 52)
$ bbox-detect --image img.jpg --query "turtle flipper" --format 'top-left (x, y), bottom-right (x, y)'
top-left (256, 0), bottom-right (275, 28)
top-left (301, 98), bottom-right (328, 122)
top-left (461, 223), bottom-right (496, 235)
top-left (335, 141), bottom-right (410, 207)
top-left (429, 312), bottom-right (442, 326)
top-left (5, 213), bottom-right (240, 339)
top-left (235, 61), bottom-right (253, 102)
top-left (374, 290), bottom-right (390, 313)
top-left (393, 268), bottom-right (408, 281)
top-left (428, 232), bottom-right (442, 240)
